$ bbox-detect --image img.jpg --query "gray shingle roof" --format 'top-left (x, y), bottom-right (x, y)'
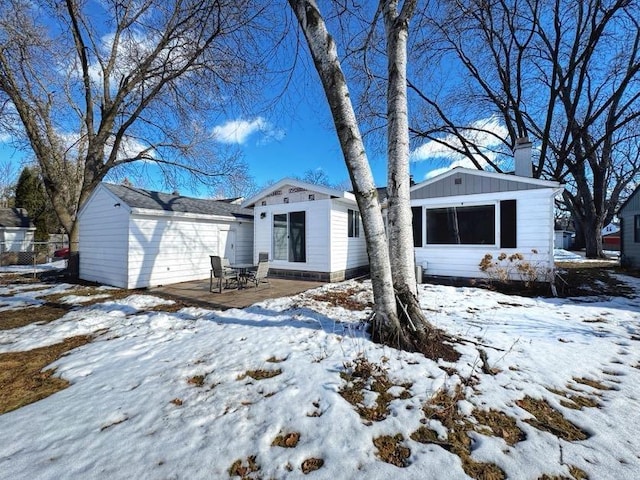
top-left (104, 183), bottom-right (253, 220)
top-left (0, 208), bottom-right (34, 228)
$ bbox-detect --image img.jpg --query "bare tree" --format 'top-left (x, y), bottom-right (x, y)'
top-left (288, 0), bottom-right (446, 355)
top-left (0, 0), bottom-right (271, 251)
top-left (0, 157), bottom-right (17, 207)
top-left (410, 0), bottom-right (640, 258)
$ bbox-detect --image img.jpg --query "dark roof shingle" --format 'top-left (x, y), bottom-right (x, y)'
top-left (104, 184), bottom-right (253, 220)
top-left (0, 208), bottom-right (34, 228)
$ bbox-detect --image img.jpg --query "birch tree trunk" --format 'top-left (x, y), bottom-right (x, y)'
top-left (288, 0), bottom-right (445, 355)
top-left (287, 0), bottom-right (402, 342)
top-left (382, 0), bottom-right (434, 343)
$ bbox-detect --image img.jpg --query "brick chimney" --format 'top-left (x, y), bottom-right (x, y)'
top-left (513, 137), bottom-right (532, 178)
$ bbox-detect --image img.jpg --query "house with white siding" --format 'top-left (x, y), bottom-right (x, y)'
top-left (619, 185), bottom-right (640, 267)
top-left (241, 178), bottom-right (369, 282)
top-left (78, 183), bottom-right (253, 289)
top-left (0, 208), bottom-right (35, 253)
top-left (410, 167), bottom-right (563, 282)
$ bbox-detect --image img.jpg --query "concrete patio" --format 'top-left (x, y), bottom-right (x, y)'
top-left (151, 277), bottom-right (325, 310)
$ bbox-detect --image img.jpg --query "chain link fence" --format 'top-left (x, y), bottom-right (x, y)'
top-left (0, 239), bottom-right (73, 269)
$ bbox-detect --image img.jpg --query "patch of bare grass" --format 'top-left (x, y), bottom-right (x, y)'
top-left (572, 377), bottom-right (612, 391)
top-left (547, 387), bottom-right (601, 410)
top-left (516, 396), bottom-right (589, 441)
top-left (0, 303), bottom-right (72, 330)
top-left (373, 434), bottom-right (411, 468)
top-left (187, 375), bottom-right (205, 387)
top-left (271, 432), bottom-right (300, 448)
top-left (538, 464), bottom-right (589, 480)
top-left (411, 386), bottom-right (509, 479)
top-left (42, 287), bottom-right (132, 307)
top-left (228, 456), bottom-right (260, 479)
top-left (310, 286), bottom-right (372, 311)
top-left (238, 368), bottom-right (282, 381)
top-left (339, 356), bottom-right (410, 423)
top-left (473, 409), bottom-right (526, 446)
top-left (265, 356), bottom-right (286, 363)
top-left (0, 335), bottom-right (93, 415)
top-left (301, 457), bottom-right (324, 474)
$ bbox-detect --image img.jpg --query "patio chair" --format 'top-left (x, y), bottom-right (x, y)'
top-left (244, 259), bottom-right (270, 288)
top-left (210, 255), bottom-right (238, 293)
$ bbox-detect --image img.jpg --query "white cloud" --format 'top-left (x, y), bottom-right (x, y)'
top-left (211, 117), bottom-right (284, 145)
top-left (411, 116), bottom-right (508, 179)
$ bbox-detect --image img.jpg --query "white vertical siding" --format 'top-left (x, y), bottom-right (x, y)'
top-left (252, 199), bottom-right (331, 272)
top-left (126, 215), bottom-right (253, 289)
top-left (413, 189), bottom-right (556, 281)
top-left (78, 186), bottom-right (130, 288)
top-left (330, 201), bottom-right (368, 271)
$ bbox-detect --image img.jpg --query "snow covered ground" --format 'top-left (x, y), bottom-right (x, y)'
top-left (1, 270), bottom-right (639, 479)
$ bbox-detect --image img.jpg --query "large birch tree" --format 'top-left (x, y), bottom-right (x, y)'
top-left (288, 0), bottom-right (447, 356)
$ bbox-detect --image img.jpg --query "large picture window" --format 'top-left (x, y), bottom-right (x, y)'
top-left (426, 205), bottom-right (495, 245)
top-left (273, 211), bottom-right (306, 262)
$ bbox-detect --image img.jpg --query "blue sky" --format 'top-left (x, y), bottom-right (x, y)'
top-left (0, 1), bottom-right (509, 199)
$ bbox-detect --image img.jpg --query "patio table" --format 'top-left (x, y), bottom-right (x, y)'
top-left (229, 263), bottom-right (256, 288)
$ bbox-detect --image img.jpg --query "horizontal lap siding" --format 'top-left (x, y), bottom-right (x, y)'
top-left (79, 187), bottom-right (129, 288)
top-left (252, 201), bottom-right (331, 272)
top-left (330, 203), bottom-right (368, 272)
top-left (127, 216), bottom-right (251, 289)
top-left (621, 191), bottom-right (640, 266)
top-left (414, 189), bottom-right (555, 280)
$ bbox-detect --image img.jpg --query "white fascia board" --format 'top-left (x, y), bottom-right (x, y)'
top-left (130, 207), bottom-right (251, 223)
top-left (411, 167), bottom-right (563, 191)
top-left (77, 183), bottom-right (133, 217)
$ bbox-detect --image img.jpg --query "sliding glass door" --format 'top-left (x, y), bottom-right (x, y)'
top-left (272, 211), bottom-right (306, 262)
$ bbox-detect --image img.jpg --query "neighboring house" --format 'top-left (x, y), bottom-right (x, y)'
top-left (78, 183), bottom-right (253, 289)
top-left (601, 223), bottom-right (620, 251)
top-left (410, 167), bottom-right (563, 282)
top-left (0, 208), bottom-right (35, 252)
top-left (554, 230), bottom-right (574, 250)
top-left (619, 186), bottom-right (640, 267)
top-left (242, 178), bottom-right (368, 282)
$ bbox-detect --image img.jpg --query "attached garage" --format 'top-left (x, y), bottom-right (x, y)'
top-left (78, 183), bottom-right (253, 289)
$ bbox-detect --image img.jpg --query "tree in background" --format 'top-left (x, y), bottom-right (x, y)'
top-left (14, 166), bottom-right (58, 241)
top-left (409, 0), bottom-right (640, 258)
top-left (0, 0), bottom-right (273, 253)
top-left (0, 158), bottom-right (16, 207)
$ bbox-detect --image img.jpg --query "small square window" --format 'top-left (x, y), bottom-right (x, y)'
top-left (309, 194), bottom-right (315, 201)
top-left (261, 201), bottom-right (266, 206)
top-left (284, 197), bottom-right (289, 204)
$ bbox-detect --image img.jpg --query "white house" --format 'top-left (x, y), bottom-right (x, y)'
top-left (0, 208), bottom-right (35, 253)
top-left (78, 183), bottom-right (253, 289)
top-left (619, 185), bottom-right (640, 267)
top-left (410, 167), bottom-right (563, 282)
top-left (242, 178), bottom-right (369, 282)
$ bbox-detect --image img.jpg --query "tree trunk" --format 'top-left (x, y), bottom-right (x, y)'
top-left (287, 0), bottom-right (401, 339)
top-left (580, 215), bottom-right (605, 259)
top-left (382, 0), bottom-right (437, 349)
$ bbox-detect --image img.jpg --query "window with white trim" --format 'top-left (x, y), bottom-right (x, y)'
top-left (348, 209), bottom-right (360, 238)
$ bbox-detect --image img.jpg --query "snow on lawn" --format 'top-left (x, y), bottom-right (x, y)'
top-left (0, 278), bottom-right (639, 479)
